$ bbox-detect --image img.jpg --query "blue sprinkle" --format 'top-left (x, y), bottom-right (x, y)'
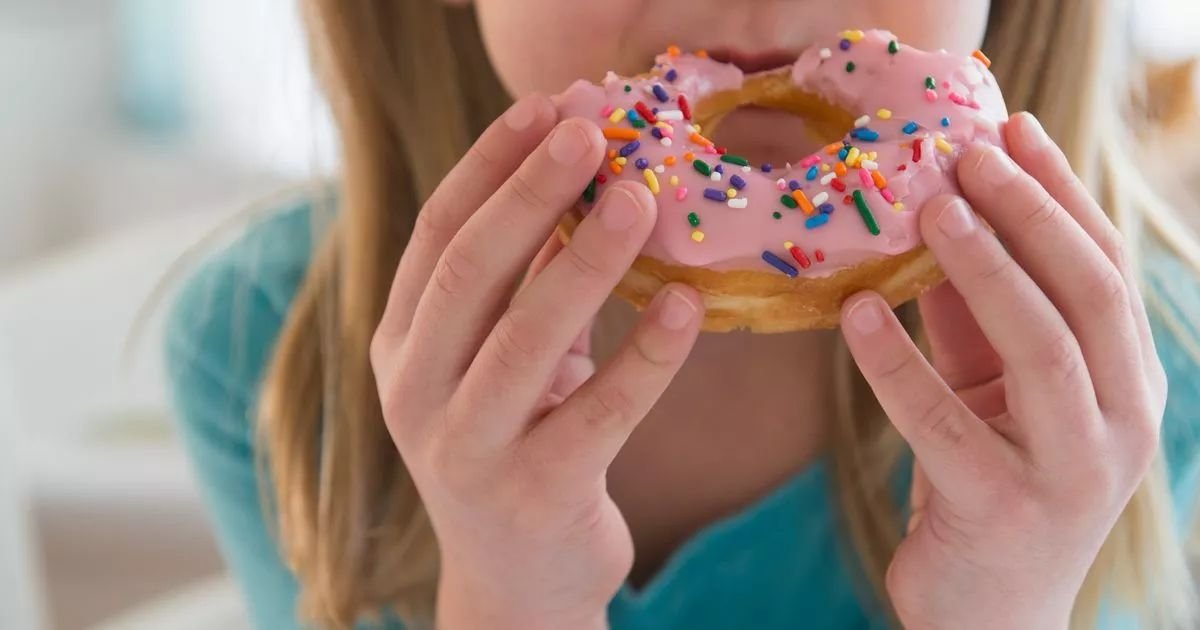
top-left (856, 128), bottom-right (880, 142)
top-left (651, 127), bottom-right (664, 139)
top-left (665, 69), bottom-right (678, 82)
top-left (902, 121), bottom-right (920, 135)
top-left (762, 251), bottom-right (799, 277)
top-left (761, 163), bottom-right (773, 173)
top-left (806, 166), bottom-right (820, 181)
top-left (838, 147), bottom-right (850, 160)
top-left (839, 39), bottom-right (852, 51)
top-left (618, 141), bottom-right (640, 157)
top-left (652, 84), bottom-right (670, 103)
top-left (788, 180), bottom-right (802, 191)
top-left (819, 203), bottom-right (836, 215)
top-left (806, 214), bottom-right (831, 229)
top-left (703, 188), bottom-right (727, 202)
top-left (634, 158), bottom-right (649, 170)
top-left (627, 110), bottom-right (642, 124)
top-left (941, 116), bottom-right (951, 127)
top-left (714, 164), bottom-right (725, 174)
top-left (730, 174), bottom-right (747, 190)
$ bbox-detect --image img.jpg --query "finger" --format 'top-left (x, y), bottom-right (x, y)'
top-left (1004, 112), bottom-right (1162, 408)
top-left (459, 183), bottom-right (656, 440)
top-left (841, 293), bottom-right (1008, 507)
top-left (376, 94), bottom-right (558, 341)
top-left (407, 118), bottom-right (607, 383)
top-left (519, 233), bottom-right (592, 357)
top-left (525, 285), bottom-right (702, 481)
top-left (908, 462), bottom-right (931, 535)
top-left (917, 195), bottom-right (1098, 452)
top-left (957, 143), bottom-right (1143, 420)
top-left (917, 281), bottom-right (1003, 391)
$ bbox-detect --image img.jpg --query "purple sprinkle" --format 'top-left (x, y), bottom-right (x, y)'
top-left (762, 251), bottom-right (799, 277)
top-left (839, 39), bottom-right (852, 51)
top-left (703, 188), bottom-right (727, 202)
top-left (714, 164), bottom-right (725, 174)
top-left (788, 180), bottom-right (802, 191)
top-left (730, 175), bottom-right (747, 190)
top-left (761, 163), bottom-right (773, 173)
top-left (635, 158), bottom-right (649, 170)
top-left (665, 69), bottom-right (678, 82)
top-left (652, 84), bottom-right (670, 103)
top-left (819, 203), bottom-right (836, 215)
top-left (651, 127), bottom-right (664, 139)
top-left (806, 214), bottom-right (830, 229)
top-left (618, 141), bottom-right (641, 158)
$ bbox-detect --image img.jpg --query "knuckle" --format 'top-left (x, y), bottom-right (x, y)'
top-left (1034, 329), bottom-right (1083, 379)
top-left (914, 395), bottom-right (968, 451)
top-left (432, 242), bottom-right (478, 299)
top-left (630, 327), bottom-right (678, 368)
top-left (508, 169), bottom-right (552, 212)
top-left (561, 240), bottom-right (609, 279)
top-left (1095, 224), bottom-right (1128, 267)
top-left (876, 346), bottom-right (921, 381)
top-left (578, 382), bottom-right (637, 428)
top-left (465, 142), bottom-right (500, 172)
top-left (491, 310), bottom-right (548, 370)
top-left (974, 251), bottom-right (1016, 287)
top-left (411, 204), bottom-right (450, 250)
top-left (1022, 192), bottom-right (1061, 230)
top-left (1083, 264), bottom-right (1130, 316)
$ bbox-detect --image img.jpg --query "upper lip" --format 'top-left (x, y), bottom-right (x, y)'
top-left (705, 48), bottom-right (803, 73)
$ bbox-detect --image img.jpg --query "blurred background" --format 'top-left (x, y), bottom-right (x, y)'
top-left (0, 1), bottom-right (1198, 629)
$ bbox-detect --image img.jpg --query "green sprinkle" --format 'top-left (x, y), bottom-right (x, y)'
top-left (853, 190), bottom-right (881, 236)
top-left (693, 160), bottom-right (712, 176)
top-left (888, 40), bottom-right (900, 55)
top-left (687, 212), bottom-right (700, 227)
top-left (846, 61), bottom-right (856, 73)
top-left (925, 76), bottom-right (936, 90)
top-left (631, 118), bottom-right (646, 129)
top-left (772, 211), bottom-right (783, 220)
top-left (624, 85), bottom-right (632, 93)
top-left (780, 195), bottom-right (799, 209)
top-left (582, 179), bottom-right (597, 203)
top-left (720, 154), bottom-right (750, 167)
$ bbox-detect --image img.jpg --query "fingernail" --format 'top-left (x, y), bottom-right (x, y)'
top-left (1015, 112), bottom-right (1050, 151)
top-left (548, 122), bottom-right (591, 165)
top-left (975, 146), bottom-right (1019, 187)
top-left (847, 299), bottom-right (884, 335)
top-left (503, 96), bottom-right (539, 131)
top-left (657, 289), bottom-right (697, 331)
top-left (598, 188), bottom-right (641, 232)
top-left (936, 197), bottom-right (977, 240)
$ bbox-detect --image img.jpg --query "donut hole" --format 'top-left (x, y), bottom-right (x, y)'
top-left (694, 75), bottom-right (857, 164)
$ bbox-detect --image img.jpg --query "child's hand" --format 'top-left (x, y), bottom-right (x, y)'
top-left (369, 95), bottom-right (703, 630)
top-left (840, 113), bottom-right (1166, 629)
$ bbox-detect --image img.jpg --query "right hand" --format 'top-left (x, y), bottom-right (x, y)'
top-left (369, 94), bottom-right (705, 630)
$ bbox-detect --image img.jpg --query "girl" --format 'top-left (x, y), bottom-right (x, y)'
top-left (165, 0), bottom-right (1200, 628)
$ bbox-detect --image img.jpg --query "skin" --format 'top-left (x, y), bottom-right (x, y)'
top-left (370, 1), bottom-right (1167, 628)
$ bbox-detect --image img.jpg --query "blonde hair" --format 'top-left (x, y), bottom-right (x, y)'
top-left (258, 0), bottom-right (1200, 627)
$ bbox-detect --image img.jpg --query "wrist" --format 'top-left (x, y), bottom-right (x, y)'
top-left (437, 566), bottom-right (609, 630)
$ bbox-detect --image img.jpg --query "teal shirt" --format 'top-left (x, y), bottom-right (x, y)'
top-left (164, 202), bottom-right (1200, 629)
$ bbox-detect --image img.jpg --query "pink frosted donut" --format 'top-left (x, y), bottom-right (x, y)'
top-left (555, 29), bottom-right (1009, 332)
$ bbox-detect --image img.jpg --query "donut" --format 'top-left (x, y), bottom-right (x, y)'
top-left (553, 29), bottom-right (1009, 332)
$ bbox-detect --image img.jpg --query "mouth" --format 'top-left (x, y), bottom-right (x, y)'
top-left (705, 48), bottom-right (804, 74)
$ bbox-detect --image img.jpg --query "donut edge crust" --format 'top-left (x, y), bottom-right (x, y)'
top-left (556, 212), bottom-right (945, 333)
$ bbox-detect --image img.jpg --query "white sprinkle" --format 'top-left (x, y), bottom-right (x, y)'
top-left (812, 192), bottom-right (830, 206)
top-left (685, 124), bottom-right (698, 134)
top-left (776, 178), bottom-right (788, 190)
top-left (654, 165), bottom-right (666, 174)
top-left (727, 198), bottom-right (749, 209)
top-left (656, 110), bottom-right (684, 120)
top-left (742, 165), bottom-right (752, 173)
top-left (861, 159), bottom-right (879, 170)
top-left (854, 115), bottom-right (871, 128)
top-left (643, 85), bottom-right (657, 95)
top-left (661, 138), bottom-right (673, 147)
top-left (821, 172), bottom-right (837, 185)
top-left (819, 48), bottom-right (832, 60)
top-left (710, 172), bottom-right (721, 181)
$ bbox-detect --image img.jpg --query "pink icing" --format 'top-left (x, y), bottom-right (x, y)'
top-left (554, 29), bottom-right (1009, 277)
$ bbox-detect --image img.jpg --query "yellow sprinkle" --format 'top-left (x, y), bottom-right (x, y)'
top-left (615, 156), bottom-right (628, 165)
top-left (669, 175), bottom-right (680, 186)
top-left (844, 147), bottom-right (861, 165)
top-left (935, 137), bottom-right (953, 154)
top-left (644, 168), bottom-right (660, 194)
top-left (691, 230), bottom-right (705, 242)
top-left (868, 151), bottom-right (878, 160)
top-left (726, 188), bottom-right (737, 198)
top-left (847, 30), bottom-right (865, 42)
top-left (877, 109), bottom-right (893, 120)
top-left (784, 241), bottom-right (795, 249)
top-left (893, 202), bottom-right (906, 211)
top-left (609, 108), bottom-right (627, 124)
top-left (821, 164), bottom-right (831, 172)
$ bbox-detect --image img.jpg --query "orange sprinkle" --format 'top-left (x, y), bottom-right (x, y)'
top-left (689, 132), bottom-right (714, 147)
top-left (872, 171), bottom-right (888, 189)
top-left (667, 45), bottom-right (682, 57)
top-left (609, 162), bottom-right (623, 175)
top-left (972, 50), bottom-right (992, 68)
top-left (824, 142), bottom-right (843, 155)
top-left (664, 155), bottom-right (677, 166)
top-left (684, 151), bottom-right (696, 161)
top-left (835, 162), bottom-right (848, 178)
top-left (696, 49), bottom-right (709, 58)
top-left (603, 128), bottom-right (640, 141)
top-left (793, 190), bottom-right (815, 215)
top-left (608, 149), bottom-right (618, 159)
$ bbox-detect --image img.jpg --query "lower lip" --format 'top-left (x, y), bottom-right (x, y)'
top-left (705, 49), bottom-right (804, 74)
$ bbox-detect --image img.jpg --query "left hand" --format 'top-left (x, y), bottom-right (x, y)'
top-left (839, 112), bottom-right (1168, 629)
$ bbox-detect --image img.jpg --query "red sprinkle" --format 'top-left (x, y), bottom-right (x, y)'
top-left (897, 164), bottom-right (908, 172)
top-left (789, 245), bottom-right (812, 269)
top-left (831, 179), bottom-right (847, 193)
top-left (634, 101), bottom-right (658, 124)
top-left (843, 195), bottom-right (854, 205)
top-left (815, 249), bottom-right (825, 262)
top-left (716, 146), bottom-right (728, 155)
top-left (596, 174), bottom-right (608, 184)
top-left (912, 140), bottom-right (923, 163)
top-left (678, 94), bottom-right (692, 120)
